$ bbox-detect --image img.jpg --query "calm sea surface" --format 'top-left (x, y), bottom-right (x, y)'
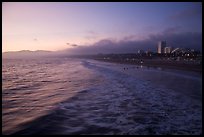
top-left (2, 58), bottom-right (202, 135)
top-left (2, 58), bottom-right (103, 134)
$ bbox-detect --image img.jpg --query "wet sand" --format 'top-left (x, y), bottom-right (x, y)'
top-left (94, 59), bottom-right (202, 73)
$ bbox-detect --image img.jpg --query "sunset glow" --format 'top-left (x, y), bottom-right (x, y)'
top-left (2, 2), bottom-right (202, 52)
top-left (2, 2), bottom-right (202, 135)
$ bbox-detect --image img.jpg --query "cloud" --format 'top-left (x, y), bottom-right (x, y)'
top-left (148, 30), bottom-right (202, 50)
top-left (84, 30), bottom-right (98, 40)
top-left (162, 26), bottom-right (182, 34)
top-left (170, 8), bottom-right (202, 21)
top-left (86, 30), bottom-right (97, 35)
top-left (66, 43), bottom-right (78, 47)
top-left (71, 44), bottom-right (78, 47)
top-left (65, 28), bottom-right (202, 55)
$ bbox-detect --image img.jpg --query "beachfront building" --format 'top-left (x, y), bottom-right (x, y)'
top-left (164, 47), bottom-right (172, 54)
top-left (137, 50), bottom-right (144, 54)
top-left (157, 41), bottom-right (166, 54)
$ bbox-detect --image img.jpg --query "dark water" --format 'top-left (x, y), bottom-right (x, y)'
top-left (2, 58), bottom-right (202, 135)
top-left (2, 58), bottom-right (103, 134)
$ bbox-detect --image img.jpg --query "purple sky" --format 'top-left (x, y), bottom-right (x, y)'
top-left (2, 2), bottom-right (202, 52)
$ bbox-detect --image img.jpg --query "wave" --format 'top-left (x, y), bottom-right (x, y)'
top-left (3, 59), bottom-right (202, 135)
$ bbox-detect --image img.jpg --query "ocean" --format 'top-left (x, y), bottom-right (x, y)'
top-left (2, 57), bottom-right (202, 135)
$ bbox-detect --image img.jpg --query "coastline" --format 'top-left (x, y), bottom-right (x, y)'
top-left (93, 59), bottom-right (202, 74)
top-left (10, 59), bottom-right (202, 135)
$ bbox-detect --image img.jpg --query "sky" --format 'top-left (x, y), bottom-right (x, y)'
top-left (2, 2), bottom-right (202, 53)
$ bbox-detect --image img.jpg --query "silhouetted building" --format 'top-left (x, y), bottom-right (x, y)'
top-left (164, 47), bottom-right (172, 53)
top-left (137, 50), bottom-right (144, 54)
top-left (158, 41), bottom-right (166, 54)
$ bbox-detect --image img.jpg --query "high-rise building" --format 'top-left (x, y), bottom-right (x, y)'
top-left (157, 41), bottom-right (166, 54)
top-left (164, 47), bottom-right (172, 53)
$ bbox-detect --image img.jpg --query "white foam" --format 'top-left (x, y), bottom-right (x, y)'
top-left (67, 59), bottom-right (202, 135)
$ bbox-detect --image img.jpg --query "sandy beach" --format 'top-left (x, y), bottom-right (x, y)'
top-left (94, 58), bottom-right (202, 73)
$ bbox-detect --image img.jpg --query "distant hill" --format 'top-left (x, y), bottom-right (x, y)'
top-left (2, 50), bottom-right (54, 59)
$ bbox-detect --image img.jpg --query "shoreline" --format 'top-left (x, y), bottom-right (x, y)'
top-left (93, 59), bottom-right (202, 74)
